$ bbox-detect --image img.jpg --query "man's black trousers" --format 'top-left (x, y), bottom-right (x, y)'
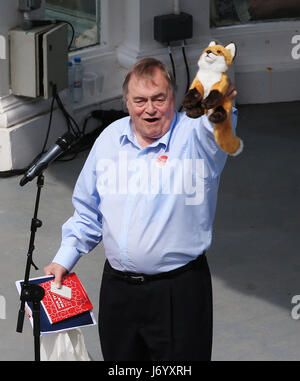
top-left (98, 254), bottom-right (213, 361)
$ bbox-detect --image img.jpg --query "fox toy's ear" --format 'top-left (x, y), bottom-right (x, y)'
top-left (208, 41), bottom-right (217, 47)
top-left (225, 42), bottom-right (236, 59)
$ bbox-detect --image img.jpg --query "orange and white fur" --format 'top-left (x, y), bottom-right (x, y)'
top-left (182, 41), bottom-right (243, 156)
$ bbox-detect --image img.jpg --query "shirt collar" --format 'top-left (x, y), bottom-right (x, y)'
top-left (120, 111), bottom-right (178, 151)
top-left (120, 120), bottom-right (136, 146)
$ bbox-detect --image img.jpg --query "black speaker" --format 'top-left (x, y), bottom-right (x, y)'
top-left (154, 13), bottom-right (193, 43)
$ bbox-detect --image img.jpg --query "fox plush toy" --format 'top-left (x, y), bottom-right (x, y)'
top-left (182, 41), bottom-right (243, 156)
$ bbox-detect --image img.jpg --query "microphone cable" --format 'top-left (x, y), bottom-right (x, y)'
top-left (41, 93), bottom-right (56, 155)
top-left (54, 91), bottom-right (82, 138)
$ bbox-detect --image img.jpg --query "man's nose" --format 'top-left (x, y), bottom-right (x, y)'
top-left (145, 100), bottom-right (156, 114)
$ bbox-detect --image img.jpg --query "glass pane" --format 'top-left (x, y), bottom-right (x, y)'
top-left (210, 0), bottom-right (300, 27)
top-left (45, 0), bottom-right (100, 50)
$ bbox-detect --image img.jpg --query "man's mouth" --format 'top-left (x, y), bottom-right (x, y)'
top-left (144, 118), bottom-right (160, 123)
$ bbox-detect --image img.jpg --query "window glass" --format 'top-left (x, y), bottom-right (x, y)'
top-left (45, 0), bottom-right (100, 50)
top-left (210, 0), bottom-right (300, 27)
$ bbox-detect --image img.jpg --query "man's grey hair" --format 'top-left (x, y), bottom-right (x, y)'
top-left (122, 57), bottom-right (176, 102)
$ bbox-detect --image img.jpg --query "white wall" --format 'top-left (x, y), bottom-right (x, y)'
top-left (0, 0), bottom-right (300, 171)
top-left (212, 21), bottom-right (300, 104)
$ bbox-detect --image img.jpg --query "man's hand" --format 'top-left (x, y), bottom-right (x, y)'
top-left (44, 263), bottom-right (68, 289)
top-left (226, 80), bottom-right (237, 101)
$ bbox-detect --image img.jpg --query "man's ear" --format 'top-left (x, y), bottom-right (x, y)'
top-left (124, 97), bottom-right (129, 111)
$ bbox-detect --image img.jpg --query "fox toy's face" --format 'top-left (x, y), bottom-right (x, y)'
top-left (198, 41), bottom-right (236, 72)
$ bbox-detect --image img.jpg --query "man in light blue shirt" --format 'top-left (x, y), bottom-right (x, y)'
top-left (44, 57), bottom-right (238, 361)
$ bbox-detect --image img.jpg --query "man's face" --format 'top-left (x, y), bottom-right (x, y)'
top-left (126, 68), bottom-right (175, 148)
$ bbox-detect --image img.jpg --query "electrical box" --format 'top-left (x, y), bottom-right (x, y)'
top-left (154, 12), bottom-right (193, 43)
top-left (9, 22), bottom-right (68, 99)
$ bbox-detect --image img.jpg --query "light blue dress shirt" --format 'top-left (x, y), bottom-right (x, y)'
top-left (53, 109), bottom-right (238, 274)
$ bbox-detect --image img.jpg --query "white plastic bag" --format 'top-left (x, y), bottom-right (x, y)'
top-left (40, 329), bottom-right (92, 361)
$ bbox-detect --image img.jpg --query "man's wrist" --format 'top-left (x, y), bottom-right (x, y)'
top-left (52, 246), bottom-right (82, 272)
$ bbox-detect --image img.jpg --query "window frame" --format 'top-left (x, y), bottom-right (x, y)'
top-left (45, 0), bottom-right (101, 51)
top-left (210, 0), bottom-right (300, 28)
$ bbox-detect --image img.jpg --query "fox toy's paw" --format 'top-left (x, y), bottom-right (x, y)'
top-left (202, 90), bottom-right (223, 110)
top-left (182, 88), bottom-right (203, 109)
top-left (209, 106), bottom-right (227, 123)
top-left (185, 104), bottom-right (205, 119)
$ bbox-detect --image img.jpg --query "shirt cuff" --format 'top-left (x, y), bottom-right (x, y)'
top-left (52, 245), bottom-right (82, 272)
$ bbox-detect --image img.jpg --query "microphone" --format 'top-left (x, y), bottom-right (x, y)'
top-left (20, 132), bottom-right (75, 186)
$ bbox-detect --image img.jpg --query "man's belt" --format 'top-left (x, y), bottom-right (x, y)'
top-left (105, 251), bottom-right (206, 284)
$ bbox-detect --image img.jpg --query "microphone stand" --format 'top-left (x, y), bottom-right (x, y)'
top-left (16, 173), bottom-right (46, 361)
